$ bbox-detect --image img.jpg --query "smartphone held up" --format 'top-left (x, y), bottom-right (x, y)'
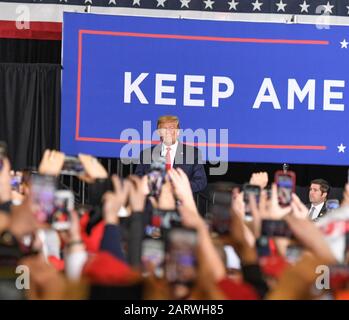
top-left (51, 190), bottom-right (75, 231)
top-left (274, 170), bottom-right (296, 207)
top-left (243, 183), bottom-right (261, 220)
top-left (207, 190), bottom-right (232, 235)
top-left (165, 227), bottom-right (198, 289)
top-left (30, 174), bottom-right (75, 230)
top-left (61, 156), bottom-right (85, 176)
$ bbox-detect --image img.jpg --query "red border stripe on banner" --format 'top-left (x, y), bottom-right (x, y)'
top-left (79, 29), bottom-right (330, 45)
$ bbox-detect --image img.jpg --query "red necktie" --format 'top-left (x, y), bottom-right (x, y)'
top-left (165, 147), bottom-right (171, 171)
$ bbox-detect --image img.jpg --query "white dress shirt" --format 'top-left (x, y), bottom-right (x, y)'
top-left (309, 202), bottom-right (325, 220)
top-left (161, 140), bottom-right (178, 168)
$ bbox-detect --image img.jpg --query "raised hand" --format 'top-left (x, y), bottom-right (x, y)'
top-left (264, 183), bottom-right (292, 220)
top-left (249, 171), bottom-right (268, 189)
top-left (0, 158), bottom-right (11, 203)
top-left (128, 175), bottom-right (147, 212)
top-left (167, 168), bottom-right (196, 208)
top-left (78, 154), bottom-right (108, 183)
top-left (342, 184), bottom-right (349, 207)
top-left (102, 175), bottom-right (130, 224)
top-left (38, 150), bottom-right (65, 176)
top-left (290, 193), bottom-right (309, 220)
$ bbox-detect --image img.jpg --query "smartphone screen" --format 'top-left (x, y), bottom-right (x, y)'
top-left (148, 171), bottom-right (164, 197)
top-left (147, 157), bottom-right (167, 199)
top-left (207, 190), bottom-right (232, 235)
top-left (11, 174), bottom-right (22, 192)
top-left (165, 228), bottom-right (198, 287)
top-left (275, 171), bottom-right (295, 207)
top-left (61, 156), bottom-right (85, 176)
top-left (141, 238), bottom-right (165, 278)
top-left (261, 219), bottom-right (294, 238)
top-left (326, 199), bottom-right (340, 212)
top-left (31, 174), bottom-right (57, 224)
top-left (144, 208), bottom-right (163, 240)
top-left (208, 204), bottom-right (231, 235)
top-left (51, 190), bottom-right (74, 231)
top-left (243, 184), bottom-right (261, 215)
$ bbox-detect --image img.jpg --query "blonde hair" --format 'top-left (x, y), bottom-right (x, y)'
top-left (157, 115), bottom-right (180, 129)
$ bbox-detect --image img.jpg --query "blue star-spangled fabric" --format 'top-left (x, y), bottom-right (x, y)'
top-left (0, 0), bottom-right (348, 16)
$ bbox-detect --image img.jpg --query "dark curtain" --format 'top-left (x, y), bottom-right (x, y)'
top-left (207, 162), bottom-right (348, 189)
top-left (0, 63), bottom-right (61, 170)
top-left (0, 39), bottom-right (61, 63)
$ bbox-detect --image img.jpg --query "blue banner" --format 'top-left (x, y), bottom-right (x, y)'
top-left (61, 12), bottom-right (349, 165)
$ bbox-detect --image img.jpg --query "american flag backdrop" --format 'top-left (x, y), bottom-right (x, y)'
top-left (1, 0), bottom-right (349, 40)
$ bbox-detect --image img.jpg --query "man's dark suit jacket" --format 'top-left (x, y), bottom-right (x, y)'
top-left (134, 142), bottom-right (207, 193)
top-left (306, 202), bottom-right (327, 220)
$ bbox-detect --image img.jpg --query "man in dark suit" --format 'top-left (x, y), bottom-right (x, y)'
top-left (306, 179), bottom-right (330, 221)
top-left (134, 115), bottom-right (207, 193)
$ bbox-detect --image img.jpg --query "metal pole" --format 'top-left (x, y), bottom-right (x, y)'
top-left (81, 180), bottom-right (86, 205)
top-left (107, 158), bottom-right (112, 176)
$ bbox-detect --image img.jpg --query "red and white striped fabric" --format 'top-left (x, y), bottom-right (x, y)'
top-left (0, 2), bottom-right (67, 40)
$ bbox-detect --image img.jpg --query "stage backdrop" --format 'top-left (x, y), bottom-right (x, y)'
top-left (61, 12), bottom-right (349, 165)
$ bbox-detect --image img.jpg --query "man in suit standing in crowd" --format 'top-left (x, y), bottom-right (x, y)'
top-left (307, 179), bottom-right (330, 221)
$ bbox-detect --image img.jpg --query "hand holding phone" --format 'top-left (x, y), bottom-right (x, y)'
top-left (30, 174), bottom-right (57, 224)
top-left (38, 150), bottom-right (65, 176)
top-left (61, 156), bottom-right (85, 176)
top-left (207, 190), bottom-right (232, 235)
top-left (77, 154), bottom-right (108, 182)
top-left (51, 190), bottom-right (74, 231)
top-left (147, 159), bottom-right (166, 198)
top-left (243, 183), bottom-right (261, 216)
top-left (141, 238), bottom-right (165, 278)
top-left (275, 170), bottom-right (296, 207)
top-left (165, 228), bottom-right (198, 288)
top-left (261, 219), bottom-right (294, 238)
top-left (11, 173), bottom-right (23, 192)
